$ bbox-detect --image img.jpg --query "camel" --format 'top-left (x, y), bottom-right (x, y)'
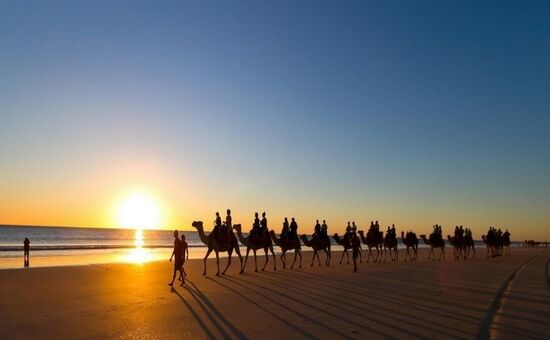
top-left (463, 233), bottom-right (475, 259)
top-left (300, 234), bottom-right (331, 266)
top-left (233, 224), bottom-right (277, 273)
top-left (383, 230), bottom-right (398, 261)
top-left (191, 221), bottom-right (243, 276)
top-left (333, 233), bottom-right (362, 264)
top-left (420, 233), bottom-right (445, 261)
top-left (357, 230), bottom-right (381, 263)
top-left (401, 231), bottom-right (418, 261)
top-left (447, 235), bottom-right (464, 260)
top-left (269, 230), bottom-right (302, 269)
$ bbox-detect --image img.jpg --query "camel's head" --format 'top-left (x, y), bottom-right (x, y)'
top-left (419, 234), bottom-right (426, 239)
top-left (191, 221), bottom-right (203, 229)
top-left (333, 233), bottom-right (339, 238)
top-left (299, 234), bottom-right (307, 240)
top-left (232, 224), bottom-right (242, 231)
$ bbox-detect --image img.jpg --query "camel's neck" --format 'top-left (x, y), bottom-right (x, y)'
top-left (333, 235), bottom-right (342, 245)
top-left (421, 236), bottom-right (430, 245)
top-left (301, 236), bottom-right (312, 247)
top-left (270, 231), bottom-right (282, 247)
top-left (235, 228), bottom-right (249, 247)
top-left (196, 226), bottom-right (210, 245)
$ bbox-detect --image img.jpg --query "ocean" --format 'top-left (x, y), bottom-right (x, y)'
top-left (0, 225), bottom-right (514, 269)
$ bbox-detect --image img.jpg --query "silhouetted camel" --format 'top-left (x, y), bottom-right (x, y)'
top-left (233, 224), bottom-right (277, 273)
top-left (383, 231), bottom-right (398, 261)
top-left (333, 233), bottom-right (362, 264)
top-left (401, 231), bottom-right (418, 261)
top-left (269, 230), bottom-right (302, 269)
top-left (463, 233), bottom-right (475, 259)
top-left (357, 230), bottom-right (381, 263)
top-left (447, 235), bottom-right (464, 260)
top-left (192, 221), bottom-right (243, 276)
top-left (300, 234), bottom-right (331, 266)
top-left (420, 233), bottom-right (445, 261)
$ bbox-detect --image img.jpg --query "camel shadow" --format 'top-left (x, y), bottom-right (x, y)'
top-left (185, 281), bottom-right (248, 339)
top-left (221, 275), bottom-right (393, 339)
top-left (170, 287), bottom-right (216, 339)
top-left (171, 282), bottom-right (248, 339)
top-left (205, 276), bottom-right (319, 339)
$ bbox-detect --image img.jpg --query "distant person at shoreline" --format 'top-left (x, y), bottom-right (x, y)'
top-left (23, 237), bottom-right (30, 267)
top-left (169, 230), bottom-right (184, 286)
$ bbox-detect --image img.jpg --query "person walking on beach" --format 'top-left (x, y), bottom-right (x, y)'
top-left (23, 237), bottom-right (30, 267)
top-left (178, 234), bottom-right (189, 283)
top-left (169, 230), bottom-right (184, 286)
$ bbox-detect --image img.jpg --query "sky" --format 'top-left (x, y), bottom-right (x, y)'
top-left (1, 1), bottom-right (549, 240)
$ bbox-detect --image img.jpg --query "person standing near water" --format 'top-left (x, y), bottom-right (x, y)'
top-left (169, 230), bottom-right (184, 286)
top-left (23, 237), bottom-right (30, 267)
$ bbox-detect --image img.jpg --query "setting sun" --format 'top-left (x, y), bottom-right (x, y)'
top-left (117, 192), bottom-right (162, 229)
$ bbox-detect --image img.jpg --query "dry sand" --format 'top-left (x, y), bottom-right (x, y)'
top-left (1, 247), bottom-right (549, 339)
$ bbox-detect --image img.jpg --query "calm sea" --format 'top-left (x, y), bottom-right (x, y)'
top-left (0, 225), bottom-right (515, 269)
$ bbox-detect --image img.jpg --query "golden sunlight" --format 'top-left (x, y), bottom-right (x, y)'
top-left (117, 192), bottom-right (161, 229)
top-left (125, 229), bottom-right (152, 264)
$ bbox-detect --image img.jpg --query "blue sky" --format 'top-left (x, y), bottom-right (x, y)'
top-left (1, 1), bottom-right (549, 238)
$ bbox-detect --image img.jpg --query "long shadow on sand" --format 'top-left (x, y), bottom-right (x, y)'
top-left (171, 287), bottom-right (216, 339)
top-left (252, 272), bottom-right (471, 338)
top-left (186, 281), bottom-right (248, 339)
top-left (220, 275), bottom-right (393, 339)
top-left (205, 276), bottom-right (319, 339)
top-left (237, 272), bottom-right (468, 339)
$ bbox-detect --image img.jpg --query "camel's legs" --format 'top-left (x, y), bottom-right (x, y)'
top-left (253, 249), bottom-right (258, 272)
top-left (234, 246), bottom-right (244, 273)
top-left (281, 251), bottom-right (286, 269)
top-left (261, 248), bottom-right (268, 271)
top-left (203, 248), bottom-right (213, 275)
top-left (358, 248), bottom-right (363, 263)
top-left (215, 250), bottom-right (220, 276)
top-left (270, 246), bottom-right (277, 271)
top-left (298, 250), bottom-right (303, 268)
top-left (339, 249), bottom-right (347, 265)
top-left (242, 248), bottom-right (251, 273)
top-left (310, 251), bottom-right (317, 267)
top-left (222, 249), bottom-right (232, 275)
top-left (326, 246), bottom-right (331, 265)
top-left (290, 250), bottom-right (297, 269)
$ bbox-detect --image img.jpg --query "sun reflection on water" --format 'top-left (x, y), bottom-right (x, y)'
top-left (126, 229), bottom-right (152, 264)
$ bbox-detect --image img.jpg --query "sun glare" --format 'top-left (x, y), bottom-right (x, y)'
top-left (117, 192), bottom-right (161, 229)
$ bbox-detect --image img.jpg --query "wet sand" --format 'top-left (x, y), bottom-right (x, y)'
top-left (1, 247), bottom-right (549, 339)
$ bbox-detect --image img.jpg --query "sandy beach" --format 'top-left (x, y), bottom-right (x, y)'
top-left (1, 247), bottom-right (549, 339)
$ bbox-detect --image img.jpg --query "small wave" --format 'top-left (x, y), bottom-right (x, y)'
top-left (0, 244), bottom-right (208, 251)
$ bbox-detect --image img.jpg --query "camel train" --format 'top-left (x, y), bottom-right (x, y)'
top-left (191, 215), bottom-right (511, 275)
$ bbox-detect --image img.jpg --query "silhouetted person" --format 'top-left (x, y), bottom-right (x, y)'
top-left (179, 234), bottom-right (189, 283)
top-left (23, 237), bottom-right (30, 267)
top-left (251, 212), bottom-right (260, 239)
top-left (281, 217), bottom-right (290, 244)
top-left (225, 209), bottom-right (232, 240)
top-left (260, 212), bottom-right (268, 242)
top-left (321, 220), bottom-right (328, 235)
top-left (214, 212), bottom-right (222, 240)
top-left (290, 217), bottom-right (298, 246)
top-left (169, 230), bottom-right (184, 286)
top-left (313, 219), bottom-right (321, 240)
